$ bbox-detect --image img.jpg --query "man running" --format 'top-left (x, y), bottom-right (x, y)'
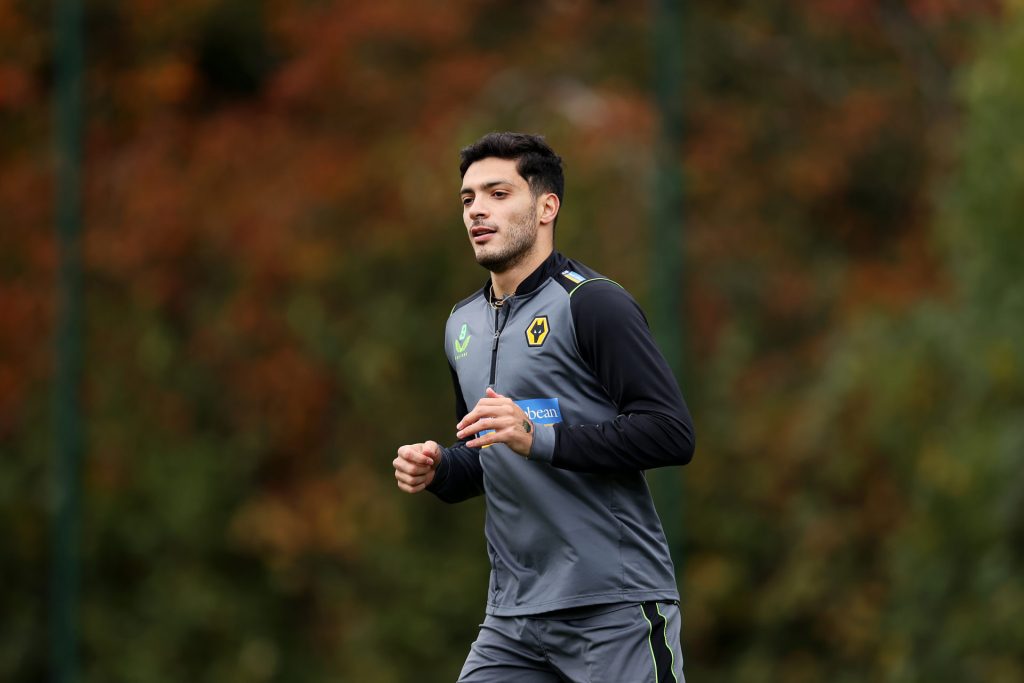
top-left (393, 132), bottom-right (695, 682)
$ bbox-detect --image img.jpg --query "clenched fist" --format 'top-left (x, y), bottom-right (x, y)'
top-left (393, 440), bottom-right (443, 493)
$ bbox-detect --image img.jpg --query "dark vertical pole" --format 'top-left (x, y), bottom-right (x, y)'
top-left (52, 0), bottom-right (84, 681)
top-left (649, 0), bottom-right (686, 577)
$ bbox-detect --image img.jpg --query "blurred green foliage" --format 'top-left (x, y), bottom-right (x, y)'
top-left (685, 7), bottom-right (1024, 681)
top-left (0, 0), bottom-right (1020, 681)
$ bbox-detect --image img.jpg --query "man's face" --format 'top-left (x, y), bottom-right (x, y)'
top-left (460, 157), bottom-right (540, 273)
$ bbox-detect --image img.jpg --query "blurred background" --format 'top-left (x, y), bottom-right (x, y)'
top-left (2, 0), bottom-right (1023, 681)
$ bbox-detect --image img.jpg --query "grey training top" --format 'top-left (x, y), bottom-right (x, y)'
top-left (428, 251), bottom-right (695, 616)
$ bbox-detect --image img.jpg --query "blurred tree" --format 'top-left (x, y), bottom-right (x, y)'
top-left (683, 4), bottom-right (1023, 682)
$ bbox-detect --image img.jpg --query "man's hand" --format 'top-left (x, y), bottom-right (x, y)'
top-left (394, 441), bottom-right (443, 493)
top-left (456, 388), bottom-right (534, 457)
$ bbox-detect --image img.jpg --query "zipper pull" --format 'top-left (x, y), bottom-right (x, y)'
top-left (492, 329), bottom-right (499, 351)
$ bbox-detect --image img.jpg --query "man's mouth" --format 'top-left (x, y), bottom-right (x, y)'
top-left (471, 225), bottom-right (497, 243)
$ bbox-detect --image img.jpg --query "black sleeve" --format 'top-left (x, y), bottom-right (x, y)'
top-left (426, 362), bottom-right (485, 503)
top-left (551, 281), bottom-right (695, 472)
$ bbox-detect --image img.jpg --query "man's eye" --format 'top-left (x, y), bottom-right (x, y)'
top-left (462, 197), bottom-right (473, 206)
top-left (493, 191), bottom-right (507, 199)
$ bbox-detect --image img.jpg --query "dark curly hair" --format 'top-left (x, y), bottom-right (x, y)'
top-left (459, 132), bottom-right (565, 206)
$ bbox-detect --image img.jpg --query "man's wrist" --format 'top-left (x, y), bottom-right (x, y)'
top-left (426, 447), bottom-right (449, 490)
top-left (527, 423), bottom-right (556, 463)
top-left (521, 417), bottom-right (535, 458)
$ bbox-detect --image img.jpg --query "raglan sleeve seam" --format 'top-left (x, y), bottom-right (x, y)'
top-left (552, 280), bottom-right (695, 472)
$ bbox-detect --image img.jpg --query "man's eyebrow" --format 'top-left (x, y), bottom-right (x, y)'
top-left (460, 179), bottom-right (516, 195)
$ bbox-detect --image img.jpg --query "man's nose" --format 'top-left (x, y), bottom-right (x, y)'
top-left (468, 200), bottom-right (488, 220)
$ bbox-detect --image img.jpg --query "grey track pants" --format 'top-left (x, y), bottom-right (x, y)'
top-left (457, 601), bottom-right (685, 683)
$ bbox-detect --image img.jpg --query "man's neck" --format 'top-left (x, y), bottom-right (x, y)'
top-left (490, 245), bottom-right (553, 299)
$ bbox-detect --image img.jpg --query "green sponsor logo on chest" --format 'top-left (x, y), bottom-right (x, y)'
top-left (454, 323), bottom-right (472, 359)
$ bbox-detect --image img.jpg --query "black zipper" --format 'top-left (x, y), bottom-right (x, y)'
top-left (489, 300), bottom-right (510, 387)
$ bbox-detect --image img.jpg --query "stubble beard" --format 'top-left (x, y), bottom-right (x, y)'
top-left (474, 203), bottom-right (538, 274)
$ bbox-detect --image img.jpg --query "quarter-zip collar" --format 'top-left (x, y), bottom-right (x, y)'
top-left (482, 250), bottom-right (568, 304)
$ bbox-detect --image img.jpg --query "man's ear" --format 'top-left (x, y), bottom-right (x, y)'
top-left (538, 193), bottom-right (560, 226)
